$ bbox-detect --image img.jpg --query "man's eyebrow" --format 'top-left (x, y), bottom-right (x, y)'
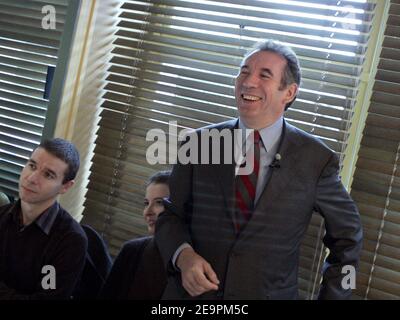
top-left (27, 159), bottom-right (36, 164)
top-left (260, 68), bottom-right (274, 77)
top-left (45, 168), bottom-right (57, 177)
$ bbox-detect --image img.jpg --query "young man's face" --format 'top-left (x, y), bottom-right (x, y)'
top-left (235, 50), bottom-right (298, 129)
top-left (19, 147), bottom-right (74, 207)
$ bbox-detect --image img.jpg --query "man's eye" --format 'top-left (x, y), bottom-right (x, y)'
top-left (144, 201), bottom-right (149, 207)
top-left (155, 200), bottom-right (164, 206)
top-left (44, 172), bottom-right (54, 179)
top-left (261, 73), bottom-right (270, 78)
top-left (28, 163), bottom-right (36, 169)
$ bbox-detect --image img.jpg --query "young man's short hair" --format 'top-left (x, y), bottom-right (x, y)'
top-left (38, 138), bottom-right (80, 183)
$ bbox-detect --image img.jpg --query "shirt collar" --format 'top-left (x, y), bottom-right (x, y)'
top-left (12, 200), bottom-right (59, 235)
top-left (238, 117), bottom-right (284, 152)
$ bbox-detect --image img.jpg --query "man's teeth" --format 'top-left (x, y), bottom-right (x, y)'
top-left (242, 95), bottom-right (261, 101)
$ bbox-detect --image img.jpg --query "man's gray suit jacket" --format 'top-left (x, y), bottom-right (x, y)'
top-left (155, 118), bottom-right (363, 300)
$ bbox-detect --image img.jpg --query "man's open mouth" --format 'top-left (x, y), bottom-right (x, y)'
top-left (242, 94), bottom-right (261, 101)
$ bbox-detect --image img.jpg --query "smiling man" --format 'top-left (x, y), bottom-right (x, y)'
top-left (0, 138), bottom-right (87, 299)
top-left (155, 39), bottom-right (363, 300)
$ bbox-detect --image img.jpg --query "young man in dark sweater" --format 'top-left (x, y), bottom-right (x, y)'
top-left (0, 138), bottom-right (88, 299)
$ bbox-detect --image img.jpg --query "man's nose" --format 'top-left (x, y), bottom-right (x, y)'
top-left (143, 205), bottom-right (153, 217)
top-left (26, 171), bottom-right (39, 184)
top-left (242, 73), bottom-right (258, 88)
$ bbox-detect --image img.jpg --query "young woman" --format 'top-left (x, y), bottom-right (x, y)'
top-left (101, 170), bottom-right (171, 299)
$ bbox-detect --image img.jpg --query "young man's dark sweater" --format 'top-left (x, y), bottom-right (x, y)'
top-left (0, 200), bottom-right (87, 299)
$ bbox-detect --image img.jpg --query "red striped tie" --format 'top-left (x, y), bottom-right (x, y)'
top-left (235, 130), bottom-right (261, 232)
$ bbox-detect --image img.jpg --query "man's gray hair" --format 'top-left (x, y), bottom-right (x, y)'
top-left (242, 39), bottom-right (301, 110)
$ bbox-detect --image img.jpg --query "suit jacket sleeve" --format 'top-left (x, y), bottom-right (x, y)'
top-left (314, 152), bottom-right (363, 300)
top-left (155, 156), bottom-right (194, 271)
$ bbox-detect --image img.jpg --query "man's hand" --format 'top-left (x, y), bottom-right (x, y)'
top-left (176, 247), bottom-right (220, 297)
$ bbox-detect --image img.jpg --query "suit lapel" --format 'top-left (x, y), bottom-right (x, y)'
top-left (209, 119), bottom-right (237, 226)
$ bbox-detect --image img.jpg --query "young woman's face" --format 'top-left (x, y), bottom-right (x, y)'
top-left (143, 183), bottom-right (169, 234)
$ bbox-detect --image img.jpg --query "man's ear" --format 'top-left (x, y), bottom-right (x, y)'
top-left (283, 83), bottom-right (298, 105)
top-left (60, 180), bottom-right (74, 194)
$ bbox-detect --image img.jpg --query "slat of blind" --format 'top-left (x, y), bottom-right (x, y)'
top-left (1, 0), bottom-right (67, 13)
top-left (381, 46), bottom-right (400, 61)
top-left (0, 12), bottom-right (64, 32)
top-left (103, 91), bottom-right (236, 120)
top-left (118, 16), bottom-right (368, 54)
top-left (370, 90), bottom-right (400, 106)
top-left (0, 141), bottom-right (33, 159)
top-left (84, 209), bottom-right (147, 240)
top-left (379, 58), bottom-right (400, 72)
top-left (293, 100), bottom-right (353, 119)
top-left (0, 56), bottom-right (49, 73)
top-left (0, 65), bottom-right (46, 83)
top-left (103, 96), bottom-right (352, 134)
top-left (0, 133), bottom-right (38, 151)
top-left (103, 100), bottom-right (233, 125)
top-left (0, 3), bottom-right (65, 22)
top-left (106, 72), bottom-right (234, 98)
top-left (0, 99), bottom-right (46, 118)
top-left (0, 22), bottom-right (61, 47)
top-left (0, 38), bottom-right (58, 59)
top-left (105, 72), bottom-right (352, 110)
top-left (362, 135), bottom-right (400, 152)
top-left (98, 109), bottom-right (183, 132)
top-left (100, 99), bottom-right (348, 145)
top-left (376, 70), bottom-right (400, 85)
top-left (0, 107), bottom-right (44, 126)
top-left (122, 0), bottom-right (373, 34)
top-left (0, 46), bottom-right (57, 66)
top-left (0, 89), bottom-right (47, 109)
top-left (1, 73), bottom-right (45, 92)
top-left (112, 47), bottom-right (364, 79)
top-left (357, 203), bottom-right (400, 226)
top-left (0, 125), bottom-right (41, 144)
top-left (108, 62), bottom-right (357, 100)
top-left (110, 58), bottom-right (359, 89)
top-left (0, 168), bottom-right (19, 185)
top-left (116, 28), bottom-right (365, 66)
top-left (374, 79), bottom-right (400, 95)
top-left (0, 81), bottom-right (45, 100)
top-left (119, 2), bottom-right (373, 40)
top-left (0, 161), bottom-right (24, 179)
top-left (360, 251), bottom-right (400, 274)
top-left (0, 178), bottom-right (18, 197)
top-left (160, 0), bottom-right (376, 20)
top-left (0, 114), bottom-right (43, 134)
top-left (0, 150), bottom-right (29, 167)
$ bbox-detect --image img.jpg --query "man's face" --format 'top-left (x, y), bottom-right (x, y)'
top-left (235, 50), bottom-right (298, 129)
top-left (19, 147), bottom-right (73, 206)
